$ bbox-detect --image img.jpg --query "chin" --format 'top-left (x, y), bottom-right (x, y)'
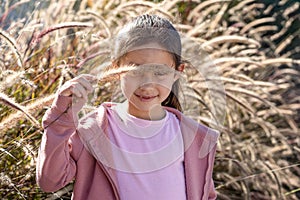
top-left (130, 101), bottom-right (162, 112)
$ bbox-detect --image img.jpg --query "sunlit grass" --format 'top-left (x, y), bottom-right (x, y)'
top-left (0, 0), bottom-right (299, 199)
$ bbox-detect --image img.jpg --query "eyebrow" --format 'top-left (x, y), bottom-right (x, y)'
top-left (128, 62), bottom-right (177, 68)
top-left (128, 62), bottom-right (141, 66)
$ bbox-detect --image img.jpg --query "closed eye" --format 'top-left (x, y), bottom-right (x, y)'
top-left (128, 62), bottom-right (140, 67)
top-left (154, 71), bottom-right (170, 76)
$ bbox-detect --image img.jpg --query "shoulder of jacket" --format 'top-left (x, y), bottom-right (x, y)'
top-left (165, 107), bottom-right (219, 158)
top-left (176, 110), bottom-right (220, 142)
top-left (195, 123), bottom-right (219, 159)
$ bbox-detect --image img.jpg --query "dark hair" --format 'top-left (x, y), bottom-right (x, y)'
top-left (113, 14), bottom-right (183, 111)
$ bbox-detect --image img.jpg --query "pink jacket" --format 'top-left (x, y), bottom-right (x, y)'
top-left (36, 95), bottom-right (219, 200)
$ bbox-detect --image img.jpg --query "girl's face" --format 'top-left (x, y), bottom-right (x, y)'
top-left (119, 45), bottom-right (179, 120)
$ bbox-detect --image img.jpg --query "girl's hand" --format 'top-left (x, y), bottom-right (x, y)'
top-left (58, 74), bottom-right (98, 110)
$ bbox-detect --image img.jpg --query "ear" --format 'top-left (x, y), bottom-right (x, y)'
top-left (174, 63), bottom-right (185, 81)
top-left (177, 63), bottom-right (185, 72)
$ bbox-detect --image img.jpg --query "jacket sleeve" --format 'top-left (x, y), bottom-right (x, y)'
top-left (36, 95), bottom-right (81, 192)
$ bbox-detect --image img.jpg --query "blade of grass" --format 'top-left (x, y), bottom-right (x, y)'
top-left (0, 29), bottom-right (23, 68)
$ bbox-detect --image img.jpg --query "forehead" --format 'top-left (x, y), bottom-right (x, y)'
top-left (120, 47), bottom-right (175, 66)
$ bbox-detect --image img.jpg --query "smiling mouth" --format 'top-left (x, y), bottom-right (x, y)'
top-left (134, 94), bottom-right (158, 102)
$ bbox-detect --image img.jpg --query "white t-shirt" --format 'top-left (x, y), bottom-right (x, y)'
top-left (106, 103), bottom-right (187, 200)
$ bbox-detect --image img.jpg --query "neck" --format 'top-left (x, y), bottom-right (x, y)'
top-left (126, 102), bottom-right (166, 120)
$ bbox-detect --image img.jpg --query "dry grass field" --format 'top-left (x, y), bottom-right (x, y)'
top-left (0, 0), bottom-right (299, 199)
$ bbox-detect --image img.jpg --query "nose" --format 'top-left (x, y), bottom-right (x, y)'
top-left (139, 72), bottom-right (155, 88)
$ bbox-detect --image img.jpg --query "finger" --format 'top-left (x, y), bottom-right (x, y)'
top-left (59, 74), bottom-right (97, 97)
top-left (77, 77), bottom-right (94, 93)
top-left (59, 87), bottom-right (73, 96)
top-left (76, 83), bottom-right (89, 100)
top-left (80, 74), bottom-right (98, 85)
top-left (71, 84), bottom-right (83, 98)
top-left (59, 82), bottom-right (74, 96)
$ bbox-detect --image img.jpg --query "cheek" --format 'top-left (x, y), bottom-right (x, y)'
top-left (157, 80), bottom-right (175, 98)
top-left (120, 76), bottom-right (138, 99)
top-left (160, 79), bottom-right (178, 98)
top-left (159, 78), bottom-right (175, 90)
top-left (159, 84), bottom-right (173, 95)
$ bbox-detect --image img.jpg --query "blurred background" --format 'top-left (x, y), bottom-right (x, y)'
top-left (0, 0), bottom-right (299, 199)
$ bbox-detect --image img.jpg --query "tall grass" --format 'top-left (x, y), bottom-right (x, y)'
top-left (0, 0), bottom-right (299, 199)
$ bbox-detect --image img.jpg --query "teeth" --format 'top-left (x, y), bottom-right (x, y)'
top-left (136, 94), bottom-right (153, 98)
top-left (135, 93), bottom-right (157, 100)
top-left (142, 96), bottom-right (154, 99)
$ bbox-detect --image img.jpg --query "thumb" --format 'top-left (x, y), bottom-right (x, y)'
top-left (82, 74), bottom-right (99, 85)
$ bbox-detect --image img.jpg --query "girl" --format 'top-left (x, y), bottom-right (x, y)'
top-left (37, 14), bottom-right (219, 200)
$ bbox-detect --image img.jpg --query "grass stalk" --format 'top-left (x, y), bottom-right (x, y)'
top-left (31, 22), bottom-right (94, 47)
top-left (0, 30), bottom-right (23, 68)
